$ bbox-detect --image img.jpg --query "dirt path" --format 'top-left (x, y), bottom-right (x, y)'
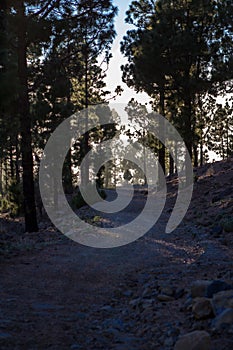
top-left (1, 160), bottom-right (233, 349)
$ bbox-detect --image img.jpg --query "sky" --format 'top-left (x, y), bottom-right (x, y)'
top-left (105, 1), bottom-right (222, 161)
top-left (104, 0), bottom-right (151, 106)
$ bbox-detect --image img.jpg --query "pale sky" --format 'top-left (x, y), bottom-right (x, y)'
top-left (106, 0), bottom-right (223, 162)
top-left (105, 0), bottom-right (151, 106)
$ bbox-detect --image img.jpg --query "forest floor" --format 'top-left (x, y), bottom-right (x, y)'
top-left (0, 158), bottom-right (233, 350)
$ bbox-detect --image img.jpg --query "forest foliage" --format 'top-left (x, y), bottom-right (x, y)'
top-left (0, 0), bottom-right (232, 231)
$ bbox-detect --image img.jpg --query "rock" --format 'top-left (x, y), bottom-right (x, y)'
top-left (212, 290), bottom-right (233, 315)
top-left (0, 332), bottom-right (12, 339)
top-left (70, 344), bottom-right (82, 350)
top-left (129, 298), bottom-right (141, 308)
top-left (164, 336), bottom-right (175, 347)
top-left (213, 308), bottom-right (233, 330)
top-left (175, 287), bottom-right (185, 299)
top-left (157, 294), bottom-right (174, 302)
top-left (160, 286), bottom-right (174, 297)
top-left (174, 330), bottom-right (211, 350)
top-left (102, 318), bottom-right (125, 331)
top-left (206, 280), bottom-right (232, 298)
top-left (181, 297), bottom-right (192, 311)
top-left (191, 280), bottom-right (232, 298)
top-left (100, 305), bottom-right (114, 312)
top-left (211, 225), bottom-right (223, 237)
top-left (122, 290), bottom-right (133, 297)
top-left (192, 297), bottom-right (214, 320)
top-left (191, 280), bottom-right (211, 298)
top-left (142, 298), bottom-right (154, 309)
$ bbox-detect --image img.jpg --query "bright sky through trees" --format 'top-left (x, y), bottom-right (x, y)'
top-left (105, 0), bottom-right (151, 106)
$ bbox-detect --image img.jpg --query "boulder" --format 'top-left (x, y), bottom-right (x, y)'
top-left (191, 280), bottom-right (232, 298)
top-left (174, 330), bottom-right (211, 350)
top-left (192, 297), bottom-right (214, 320)
top-left (206, 280), bottom-right (232, 298)
top-left (191, 280), bottom-right (211, 298)
top-left (212, 290), bottom-right (233, 315)
top-left (213, 308), bottom-right (233, 330)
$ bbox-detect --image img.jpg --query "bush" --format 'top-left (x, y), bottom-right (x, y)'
top-left (72, 182), bottom-right (106, 209)
top-left (0, 181), bottom-right (23, 216)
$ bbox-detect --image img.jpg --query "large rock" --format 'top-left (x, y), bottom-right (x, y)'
top-left (213, 308), bottom-right (233, 330)
top-left (191, 280), bottom-right (232, 298)
top-left (206, 280), bottom-right (232, 298)
top-left (191, 280), bottom-right (211, 298)
top-left (212, 290), bottom-right (233, 315)
top-left (174, 330), bottom-right (211, 350)
top-left (192, 297), bottom-right (214, 320)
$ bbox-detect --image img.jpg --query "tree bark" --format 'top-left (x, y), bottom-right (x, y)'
top-left (17, 1), bottom-right (38, 232)
top-left (158, 88), bottom-right (166, 188)
top-left (193, 144), bottom-right (198, 168)
top-left (169, 153), bottom-right (174, 176)
top-left (15, 134), bottom-right (20, 184)
top-left (81, 43), bottom-right (90, 186)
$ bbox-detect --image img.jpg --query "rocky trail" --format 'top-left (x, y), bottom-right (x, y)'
top-left (0, 158), bottom-right (233, 349)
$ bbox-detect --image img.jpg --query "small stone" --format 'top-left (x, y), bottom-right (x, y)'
top-left (122, 290), bottom-right (133, 297)
top-left (160, 286), bottom-right (174, 297)
top-left (181, 297), bottom-right (192, 311)
top-left (174, 330), bottom-right (211, 350)
top-left (142, 287), bottom-right (150, 298)
top-left (100, 305), bottom-right (113, 312)
top-left (157, 294), bottom-right (174, 302)
top-left (192, 297), bottom-right (214, 320)
top-left (175, 288), bottom-right (185, 299)
top-left (129, 298), bottom-right (141, 307)
top-left (0, 332), bottom-right (12, 339)
top-left (213, 308), bottom-right (233, 330)
top-left (70, 344), bottom-right (81, 350)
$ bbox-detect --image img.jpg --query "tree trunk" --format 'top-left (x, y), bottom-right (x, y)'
top-left (0, 161), bottom-right (2, 194)
top-left (15, 134), bottom-right (20, 184)
top-left (158, 88), bottom-right (166, 187)
top-left (63, 148), bottom-right (73, 194)
top-left (200, 136), bottom-right (204, 167)
top-left (169, 153), bottom-right (174, 176)
top-left (9, 140), bottom-right (14, 179)
top-left (142, 129), bottom-right (147, 185)
top-left (17, 1), bottom-right (38, 232)
top-left (184, 94), bottom-right (193, 185)
top-left (81, 43), bottom-right (90, 186)
top-left (193, 144), bottom-right (198, 168)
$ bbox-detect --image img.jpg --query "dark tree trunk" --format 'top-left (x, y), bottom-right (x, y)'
top-left (81, 44), bottom-right (90, 186)
top-left (184, 94), bottom-right (193, 185)
top-left (184, 97), bottom-right (193, 160)
top-left (9, 140), bottom-right (14, 179)
top-left (17, 1), bottom-right (38, 232)
top-left (158, 88), bottom-right (166, 188)
top-left (0, 161), bottom-right (2, 194)
top-left (63, 148), bottom-right (73, 194)
top-left (15, 134), bottom-right (20, 184)
top-left (193, 144), bottom-right (198, 168)
top-left (4, 158), bottom-right (8, 190)
top-left (142, 129), bottom-right (147, 185)
top-left (169, 154), bottom-right (174, 176)
top-left (200, 137), bottom-right (204, 167)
